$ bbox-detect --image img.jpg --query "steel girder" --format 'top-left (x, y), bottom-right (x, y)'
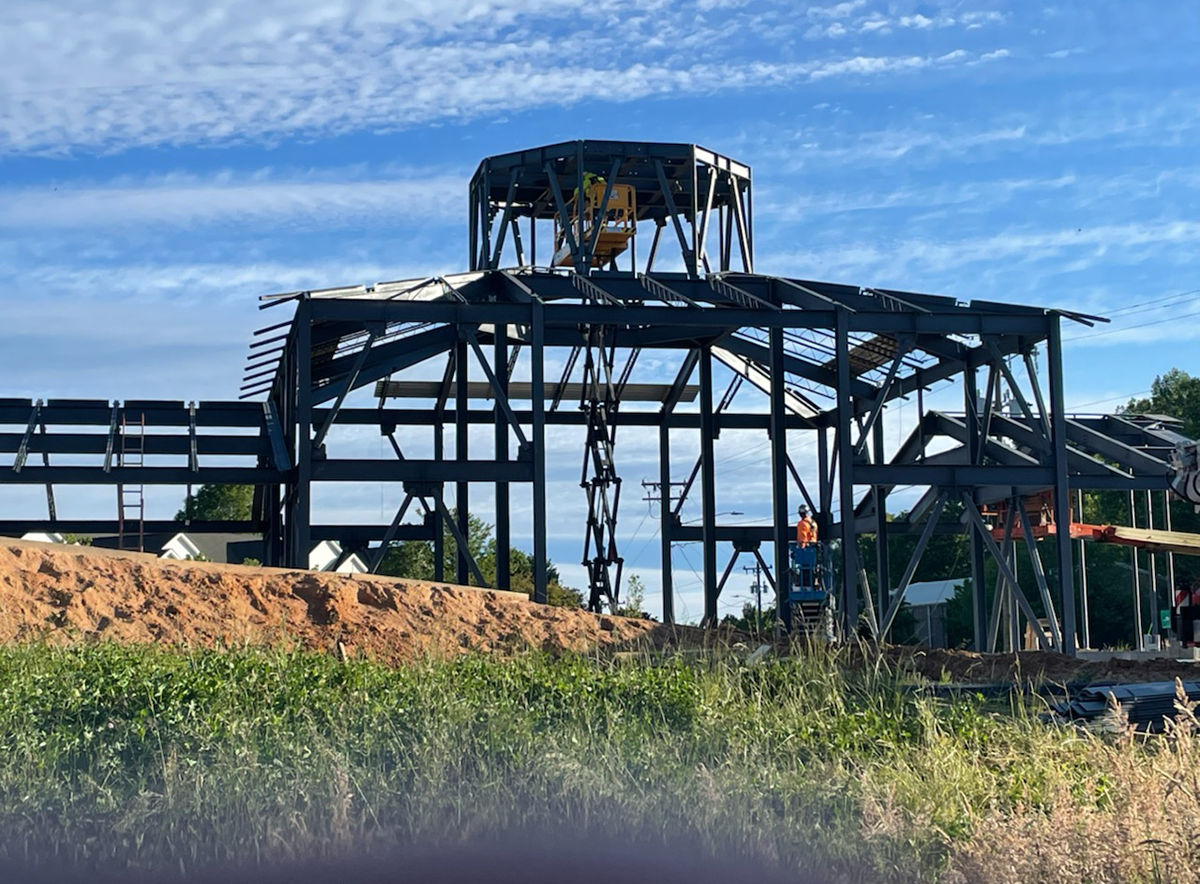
top-left (1, 266), bottom-right (1141, 650)
top-left (233, 266), bottom-right (1088, 630)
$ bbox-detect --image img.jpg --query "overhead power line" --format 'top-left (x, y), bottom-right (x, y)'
top-left (1101, 287), bottom-right (1200, 318)
top-left (1067, 306), bottom-right (1200, 342)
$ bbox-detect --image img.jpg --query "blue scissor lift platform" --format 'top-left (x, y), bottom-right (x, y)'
top-left (788, 542), bottom-right (834, 637)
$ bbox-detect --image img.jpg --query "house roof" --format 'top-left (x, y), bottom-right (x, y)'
top-left (891, 579), bottom-right (966, 608)
top-left (164, 533), bottom-right (263, 563)
top-left (89, 532), bottom-right (180, 555)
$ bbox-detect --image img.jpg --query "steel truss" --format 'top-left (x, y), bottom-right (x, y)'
top-left (1, 141), bottom-right (1188, 651)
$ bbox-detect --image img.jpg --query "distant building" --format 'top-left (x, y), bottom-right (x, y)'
top-left (306, 539), bottom-right (368, 574)
top-left (889, 579), bottom-right (966, 648)
top-left (158, 532), bottom-right (267, 565)
top-left (20, 531), bottom-right (67, 544)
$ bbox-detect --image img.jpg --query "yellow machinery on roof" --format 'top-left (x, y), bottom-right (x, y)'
top-left (553, 177), bottom-right (636, 268)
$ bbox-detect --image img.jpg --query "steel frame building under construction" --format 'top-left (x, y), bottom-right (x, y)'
top-left (1, 140), bottom-right (1191, 654)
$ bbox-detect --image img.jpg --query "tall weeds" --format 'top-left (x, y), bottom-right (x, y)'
top-left (0, 643), bottom-right (1196, 882)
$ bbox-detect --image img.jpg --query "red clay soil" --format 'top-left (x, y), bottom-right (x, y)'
top-left (0, 540), bottom-right (719, 663)
top-left (4, 539), bottom-right (1199, 684)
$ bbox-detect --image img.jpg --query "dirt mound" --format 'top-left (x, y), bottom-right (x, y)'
top-left (0, 540), bottom-right (715, 662)
top-left (6, 540), bottom-right (1198, 684)
top-left (877, 645), bottom-right (1200, 685)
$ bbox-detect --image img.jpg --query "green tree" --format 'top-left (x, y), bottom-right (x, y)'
top-left (1065, 367), bottom-right (1200, 646)
top-left (1125, 368), bottom-right (1200, 438)
top-left (615, 574), bottom-right (651, 619)
top-left (377, 509), bottom-right (583, 608)
top-left (721, 601), bottom-right (776, 635)
top-left (176, 485), bottom-right (254, 522)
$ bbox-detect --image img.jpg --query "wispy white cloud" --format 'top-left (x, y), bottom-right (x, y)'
top-left (754, 172), bottom-right (1081, 222)
top-left (806, 0), bottom-right (867, 20)
top-left (961, 10), bottom-right (1007, 28)
top-left (0, 168), bottom-right (465, 230)
top-left (804, 6), bottom-right (1000, 39)
top-left (974, 48), bottom-right (1011, 63)
top-left (24, 258), bottom-right (460, 301)
top-left (759, 220), bottom-right (1200, 295)
top-left (744, 87), bottom-right (1200, 173)
top-left (0, 0), bottom-right (1012, 155)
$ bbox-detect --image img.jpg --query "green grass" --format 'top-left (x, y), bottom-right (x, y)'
top-left (0, 642), bottom-right (1189, 882)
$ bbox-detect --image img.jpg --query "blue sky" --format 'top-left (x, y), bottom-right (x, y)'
top-left (2, 0), bottom-right (1198, 621)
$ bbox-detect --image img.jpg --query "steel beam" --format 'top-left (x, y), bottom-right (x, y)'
top-left (962, 492), bottom-right (1051, 651)
top-left (316, 407), bottom-right (812, 431)
top-left (987, 502), bottom-right (1017, 652)
top-left (368, 493), bottom-right (415, 572)
top-left (307, 297), bottom-right (1058, 336)
top-left (654, 159), bottom-right (696, 277)
top-left (544, 163), bottom-right (582, 271)
top-left (1017, 502), bottom-right (1063, 651)
top-left (880, 494), bottom-right (947, 638)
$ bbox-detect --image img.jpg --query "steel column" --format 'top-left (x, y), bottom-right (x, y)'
top-left (872, 420), bottom-right (890, 627)
top-left (1146, 489), bottom-right (1159, 640)
top-left (700, 346), bottom-right (719, 625)
top-left (965, 364), bottom-right (988, 649)
top-left (816, 424), bottom-right (831, 636)
top-left (494, 324), bottom-right (510, 591)
top-left (659, 423), bottom-right (674, 624)
top-left (835, 309), bottom-right (859, 631)
top-left (291, 296), bottom-right (313, 568)
top-left (1165, 490), bottom-right (1176, 629)
top-left (1047, 318), bottom-right (1076, 653)
top-left (1077, 489), bottom-right (1091, 649)
top-left (1131, 490), bottom-right (1143, 642)
top-left (456, 339), bottom-right (471, 585)
top-left (531, 302), bottom-right (549, 603)
top-left (769, 327), bottom-right (791, 635)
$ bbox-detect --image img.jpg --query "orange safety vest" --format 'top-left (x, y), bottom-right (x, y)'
top-left (796, 516), bottom-right (817, 546)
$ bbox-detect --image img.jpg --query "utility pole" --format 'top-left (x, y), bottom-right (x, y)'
top-left (641, 478), bottom-right (688, 513)
top-left (744, 562), bottom-right (765, 632)
top-left (643, 478), bottom-right (687, 623)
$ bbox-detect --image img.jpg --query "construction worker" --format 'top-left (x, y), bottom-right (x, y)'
top-left (578, 171), bottom-right (605, 196)
top-left (796, 504), bottom-right (817, 547)
top-left (574, 172), bottom-right (607, 215)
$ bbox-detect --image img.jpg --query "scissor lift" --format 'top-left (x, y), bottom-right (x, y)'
top-left (553, 181), bottom-right (637, 268)
top-left (788, 542), bottom-right (834, 638)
